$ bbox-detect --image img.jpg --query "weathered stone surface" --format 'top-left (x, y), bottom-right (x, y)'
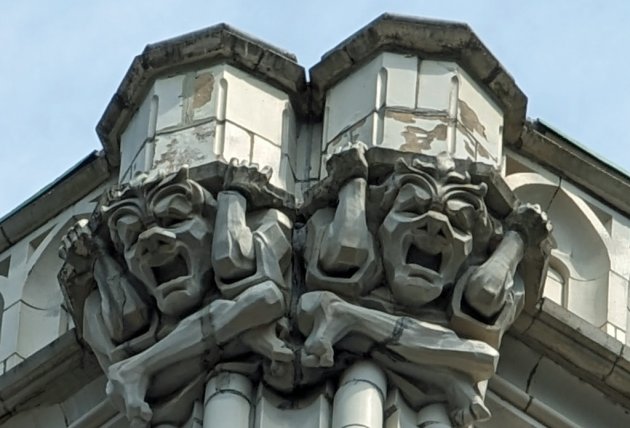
top-left (97, 24), bottom-right (307, 168)
top-left (58, 136), bottom-right (555, 427)
top-left (310, 14), bottom-right (526, 146)
top-left (59, 165), bottom-right (294, 427)
top-left (49, 13), bottom-right (560, 428)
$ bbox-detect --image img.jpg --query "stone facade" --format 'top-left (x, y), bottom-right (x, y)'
top-left (1, 13), bottom-right (630, 428)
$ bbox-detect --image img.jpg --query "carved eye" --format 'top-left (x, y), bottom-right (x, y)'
top-left (153, 194), bottom-right (193, 228)
top-left (445, 199), bottom-right (476, 231)
top-left (395, 183), bottom-right (432, 216)
top-left (115, 214), bottom-right (143, 248)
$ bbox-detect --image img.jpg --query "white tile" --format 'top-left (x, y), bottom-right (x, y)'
top-left (324, 56), bottom-right (380, 142)
top-left (543, 271), bottom-right (564, 306)
top-left (120, 90), bottom-right (155, 179)
top-left (566, 276), bottom-right (608, 326)
top-left (223, 122), bottom-right (252, 163)
top-left (251, 135), bottom-right (283, 188)
top-left (381, 52), bottom-right (418, 109)
top-left (152, 121), bottom-right (217, 175)
top-left (416, 60), bottom-right (458, 111)
top-left (155, 74), bottom-right (185, 131)
top-left (224, 66), bottom-right (288, 145)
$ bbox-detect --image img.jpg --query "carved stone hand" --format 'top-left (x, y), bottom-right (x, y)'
top-left (59, 218), bottom-right (95, 274)
top-left (464, 230), bottom-right (524, 318)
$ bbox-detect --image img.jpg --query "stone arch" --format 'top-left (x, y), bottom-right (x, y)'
top-left (17, 217), bottom-right (86, 357)
top-left (506, 172), bottom-right (612, 326)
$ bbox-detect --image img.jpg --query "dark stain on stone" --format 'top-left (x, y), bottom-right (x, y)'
top-left (194, 125), bottom-right (216, 141)
top-left (464, 138), bottom-right (476, 158)
top-left (400, 123), bottom-right (447, 153)
top-left (458, 99), bottom-right (486, 139)
top-left (193, 72), bottom-right (214, 109)
top-left (477, 142), bottom-right (492, 160)
top-left (154, 138), bottom-right (206, 170)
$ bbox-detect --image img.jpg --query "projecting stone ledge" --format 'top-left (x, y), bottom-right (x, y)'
top-left (310, 13), bottom-right (527, 146)
top-left (97, 23), bottom-right (308, 168)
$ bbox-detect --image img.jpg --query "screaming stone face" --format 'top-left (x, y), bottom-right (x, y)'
top-left (105, 174), bottom-right (215, 317)
top-left (378, 172), bottom-right (487, 307)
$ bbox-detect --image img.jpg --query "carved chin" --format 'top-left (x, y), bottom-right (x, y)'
top-left (155, 277), bottom-right (202, 315)
top-left (391, 265), bottom-right (444, 306)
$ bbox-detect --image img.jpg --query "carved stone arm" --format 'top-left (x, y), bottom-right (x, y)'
top-left (106, 280), bottom-right (286, 427)
top-left (319, 178), bottom-right (374, 277)
top-left (212, 190), bottom-right (256, 284)
top-left (464, 230), bottom-right (525, 319)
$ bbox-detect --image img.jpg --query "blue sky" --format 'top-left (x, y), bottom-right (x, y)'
top-left (1, 1), bottom-right (629, 216)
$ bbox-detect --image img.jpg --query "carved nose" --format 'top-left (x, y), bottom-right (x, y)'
top-left (136, 227), bottom-right (177, 254)
top-left (416, 211), bottom-right (450, 239)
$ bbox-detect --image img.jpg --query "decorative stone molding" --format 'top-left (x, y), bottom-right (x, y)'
top-left (59, 142), bottom-right (551, 427)
top-left (54, 12), bottom-right (555, 428)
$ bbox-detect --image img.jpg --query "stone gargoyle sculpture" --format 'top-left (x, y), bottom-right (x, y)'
top-left (59, 163), bottom-right (294, 427)
top-left (58, 147), bottom-right (552, 427)
top-left (300, 145), bottom-right (552, 426)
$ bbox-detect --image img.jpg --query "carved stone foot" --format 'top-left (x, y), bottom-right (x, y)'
top-left (298, 291), bottom-right (354, 368)
top-left (447, 379), bottom-right (490, 427)
top-left (106, 361), bottom-right (152, 427)
top-left (241, 322), bottom-right (294, 365)
top-left (211, 280), bottom-right (286, 344)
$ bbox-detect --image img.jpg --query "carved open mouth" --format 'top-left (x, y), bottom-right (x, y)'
top-left (152, 253), bottom-right (189, 286)
top-left (406, 244), bottom-right (442, 273)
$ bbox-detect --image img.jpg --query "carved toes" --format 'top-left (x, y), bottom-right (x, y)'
top-left (298, 291), bottom-right (354, 367)
top-left (106, 363), bottom-right (152, 425)
top-left (450, 397), bottom-right (490, 427)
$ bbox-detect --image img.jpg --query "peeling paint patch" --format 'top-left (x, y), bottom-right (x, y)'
top-left (477, 142), bottom-right (493, 161)
top-left (464, 137), bottom-right (476, 158)
top-left (193, 72), bottom-right (214, 109)
top-left (154, 138), bottom-right (206, 173)
top-left (194, 126), bottom-right (215, 141)
top-left (400, 123), bottom-right (447, 153)
top-left (458, 99), bottom-right (486, 139)
top-left (385, 110), bottom-right (415, 124)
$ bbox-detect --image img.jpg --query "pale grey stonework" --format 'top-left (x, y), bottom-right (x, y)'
top-left (1, 13), bottom-right (630, 428)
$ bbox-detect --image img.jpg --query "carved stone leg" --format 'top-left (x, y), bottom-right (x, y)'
top-left (212, 191), bottom-right (256, 282)
top-left (106, 281), bottom-right (285, 426)
top-left (241, 320), bottom-right (294, 369)
top-left (298, 291), bottom-right (498, 381)
top-left (374, 353), bottom-right (490, 427)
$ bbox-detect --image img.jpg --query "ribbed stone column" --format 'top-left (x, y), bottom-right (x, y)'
top-left (331, 361), bottom-right (387, 428)
top-left (416, 403), bottom-right (452, 427)
top-left (204, 372), bottom-right (253, 428)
